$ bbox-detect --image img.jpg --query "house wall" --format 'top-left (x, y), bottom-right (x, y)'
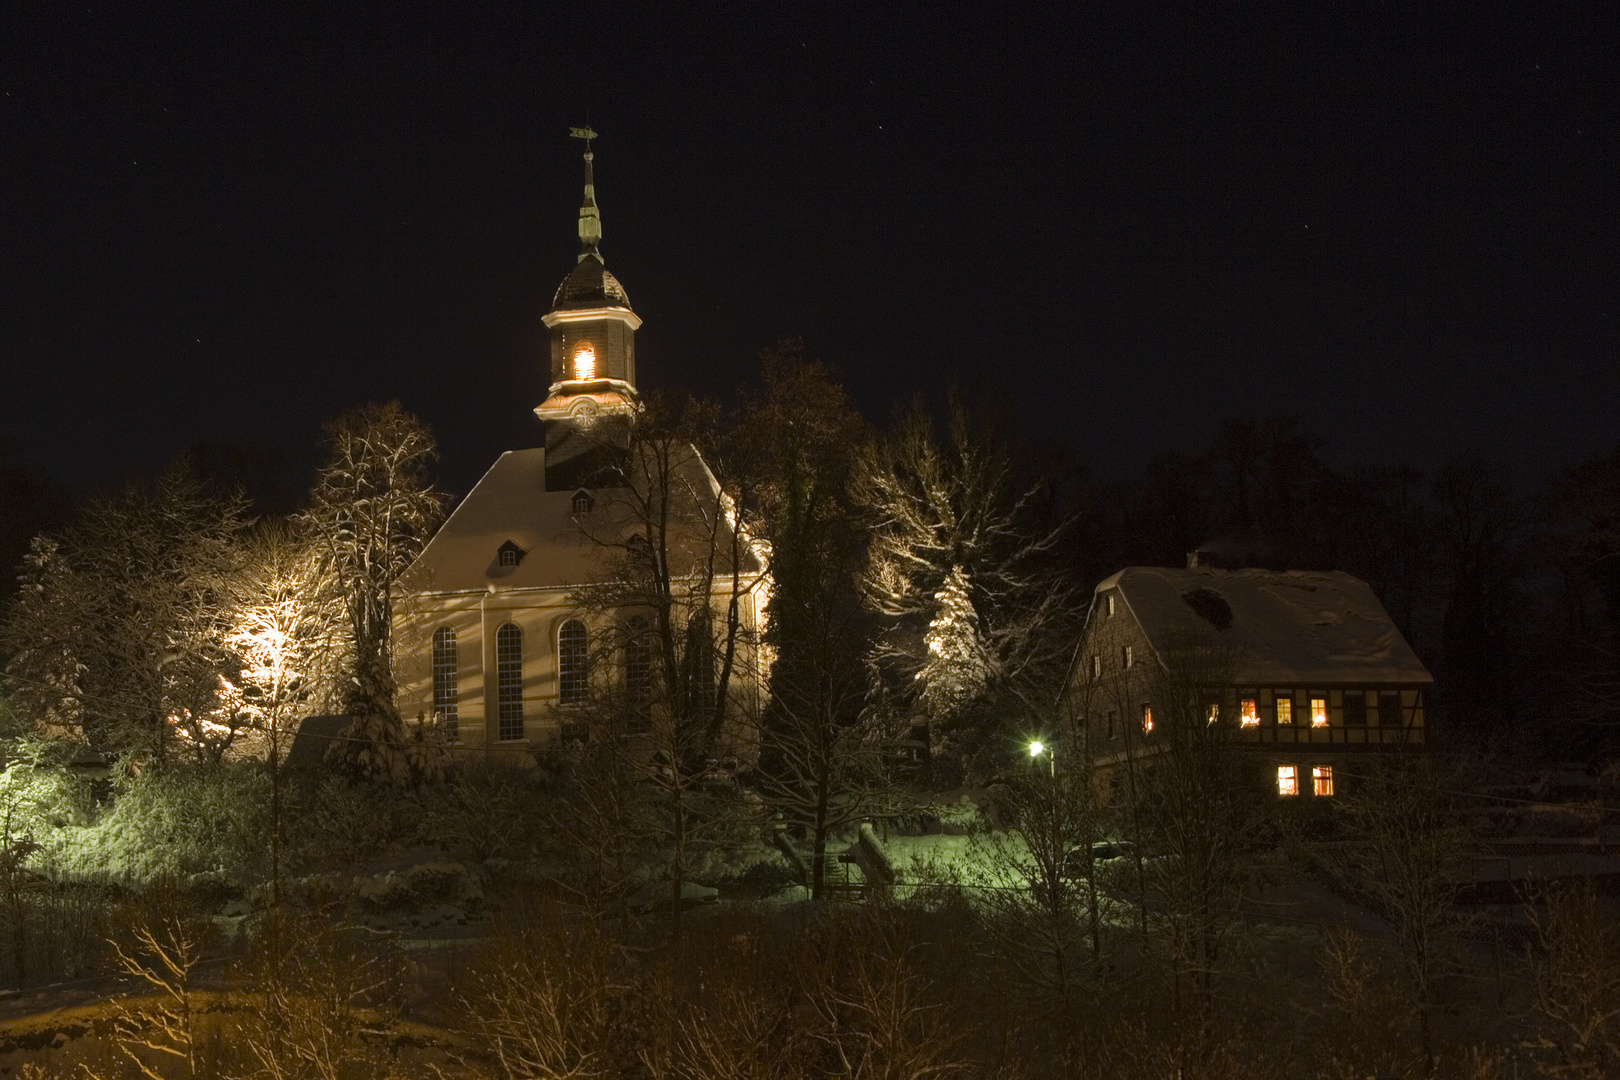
top-left (1060, 586), bottom-right (1160, 756)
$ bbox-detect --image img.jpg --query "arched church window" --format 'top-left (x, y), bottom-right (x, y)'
top-left (559, 620), bottom-right (588, 705)
top-left (686, 614), bottom-right (716, 713)
top-left (432, 626), bottom-right (458, 741)
top-left (624, 616), bottom-right (651, 731)
top-left (496, 624), bottom-right (524, 741)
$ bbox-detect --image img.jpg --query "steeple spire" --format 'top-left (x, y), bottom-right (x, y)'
top-left (570, 126), bottom-right (602, 263)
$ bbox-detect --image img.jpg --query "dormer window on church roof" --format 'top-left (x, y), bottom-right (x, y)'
top-left (572, 489), bottom-right (595, 515)
top-left (497, 540), bottom-right (526, 568)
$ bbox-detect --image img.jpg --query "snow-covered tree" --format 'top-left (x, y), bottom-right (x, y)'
top-left (854, 397), bottom-right (1080, 778)
top-left (0, 462), bottom-right (251, 764)
top-left (920, 563), bottom-right (986, 720)
top-left (300, 401), bottom-right (446, 785)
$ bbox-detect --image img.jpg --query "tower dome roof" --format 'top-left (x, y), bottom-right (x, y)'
top-left (552, 256), bottom-right (632, 311)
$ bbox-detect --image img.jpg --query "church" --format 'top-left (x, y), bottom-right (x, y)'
top-left (392, 135), bottom-right (769, 756)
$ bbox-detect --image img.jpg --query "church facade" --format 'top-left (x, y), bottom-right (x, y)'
top-left (392, 138), bottom-right (768, 756)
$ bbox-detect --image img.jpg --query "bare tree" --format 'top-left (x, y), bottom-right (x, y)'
top-left (1127, 634), bottom-right (1266, 1036)
top-left (301, 401), bottom-right (446, 785)
top-left (723, 343), bottom-right (890, 901)
top-left (224, 521), bottom-right (344, 957)
top-left (973, 750), bottom-right (1105, 1017)
top-left (1523, 884), bottom-right (1620, 1078)
top-left (569, 391), bottom-right (767, 938)
top-left (1322, 758), bottom-right (1476, 1072)
top-left (106, 909), bottom-right (208, 1080)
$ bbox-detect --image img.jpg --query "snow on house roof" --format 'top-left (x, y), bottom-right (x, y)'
top-left (1101, 566), bottom-right (1432, 685)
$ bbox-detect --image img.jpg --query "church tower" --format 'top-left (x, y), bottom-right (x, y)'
top-left (534, 128), bottom-right (641, 490)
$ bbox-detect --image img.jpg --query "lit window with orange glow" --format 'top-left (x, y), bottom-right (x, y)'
top-left (1205, 703), bottom-right (1220, 724)
top-left (572, 342), bottom-right (596, 380)
top-left (1313, 766), bottom-right (1334, 797)
top-left (1240, 698), bottom-right (1260, 726)
top-left (1276, 696), bottom-right (1294, 725)
top-left (1310, 697), bottom-right (1329, 727)
top-left (1140, 704), bottom-right (1154, 733)
top-left (1277, 765), bottom-right (1298, 797)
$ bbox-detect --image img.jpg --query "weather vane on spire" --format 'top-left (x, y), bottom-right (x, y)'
top-left (570, 125), bottom-right (602, 262)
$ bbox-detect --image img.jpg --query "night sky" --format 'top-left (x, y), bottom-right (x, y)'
top-left (2, 5), bottom-right (1615, 500)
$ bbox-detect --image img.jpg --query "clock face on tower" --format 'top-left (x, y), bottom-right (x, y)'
top-left (570, 398), bottom-right (600, 429)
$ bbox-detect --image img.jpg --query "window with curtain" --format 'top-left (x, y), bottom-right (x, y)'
top-left (1313, 766), bottom-right (1335, 796)
top-left (496, 623), bottom-right (524, 741)
top-left (432, 626), bottom-right (458, 741)
top-left (559, 620), bottom-right (588, 705)
top-left (1277, 765), bottom-right (1299, 797)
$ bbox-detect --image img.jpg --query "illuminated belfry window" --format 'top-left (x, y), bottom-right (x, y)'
top-left (1141, 703), bottom-right (1153, 733)
top-left (1310, 696), bottom-right (1329, 727)
top-left (432, 627), bottom-right (458, 740)
top-left (573, 342), bottom-right (596, 381)
top-left (496, 623), bottom-right (524, 741)
top-left (1277, 765), bottom-right (1299, 797)
top-left (1240, 697), bottom-right (1260, 727)
top-left (1313, 766), bottom-right (1335, 797)
top-left (559, 619), bottom-right (588, 705)
top-left (1275, 695), bottom-right (1294, 725)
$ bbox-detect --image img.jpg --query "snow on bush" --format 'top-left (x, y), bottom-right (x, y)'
top-left (44, 761), bottom-right (268, 888)
top-left (0, 737), bottom-right (94, 841)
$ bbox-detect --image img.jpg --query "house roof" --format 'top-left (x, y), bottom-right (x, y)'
top-left (1100, 566), bottom-right (1432, 685)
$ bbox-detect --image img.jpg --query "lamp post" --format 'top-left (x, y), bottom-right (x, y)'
top-left (1029, 740), bottom-right (1055, 777)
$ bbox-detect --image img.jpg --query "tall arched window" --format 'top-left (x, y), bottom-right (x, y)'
top-left (686, 614), bottom-right (715, 713)
top-left (624, 616), bottom-right (651, 731)
top-left (496, 623), bottom-right (524, 741)
top-left (558, 620), bottom-right (588, 705)
top-left (432, 626), bottom-right (458, 741)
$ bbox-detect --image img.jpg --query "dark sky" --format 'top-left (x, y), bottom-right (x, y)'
top-left (2, 4), bottom-right (1615, 499)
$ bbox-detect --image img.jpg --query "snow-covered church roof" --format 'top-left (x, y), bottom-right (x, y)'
top-left (397, 445), bottom-right (760, 598)
top-left (1101, 566), bottom-right (1432, 685)
top-left (398, 449), bottom-right (598, 595)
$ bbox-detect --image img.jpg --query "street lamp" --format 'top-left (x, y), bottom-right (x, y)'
top-left (1029, 740), bottom-right (1054, 777)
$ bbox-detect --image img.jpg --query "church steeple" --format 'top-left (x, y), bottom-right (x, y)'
top-left (536, 128), bottom-right (642, 488)
top-left (573, 126), bottom-right (603, 263)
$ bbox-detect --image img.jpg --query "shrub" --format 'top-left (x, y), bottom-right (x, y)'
top-left (44, 761), bottom-right (269, 889)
